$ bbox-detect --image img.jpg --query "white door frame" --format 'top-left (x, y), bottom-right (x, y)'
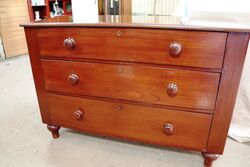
top-left (0, 36), bottom-right (6, 60)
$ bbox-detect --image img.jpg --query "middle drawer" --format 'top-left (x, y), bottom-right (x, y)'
top-left (42, 60), bottom-right (220, 111)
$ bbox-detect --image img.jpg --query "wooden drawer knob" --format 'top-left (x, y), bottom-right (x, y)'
top-left (68, 74), bottom-right (79, 85)
top-left (163, 123), bottom-right (174, 135)
top-left (64, 37), bottom-right (75, 49)
top-left (169, 42), bottom-right (182, 56)
top-left (73, 109), bottom-right (84, 121)
top-left (167, 83), bottom-right (178, 96)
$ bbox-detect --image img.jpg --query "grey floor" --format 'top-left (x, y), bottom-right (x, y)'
top-left (0, 55), bottom-right (250, 167)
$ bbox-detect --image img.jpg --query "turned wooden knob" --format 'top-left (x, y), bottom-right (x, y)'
top-left (169, 42), bottom-right (182, 56)
top-left (64, 37), bottom-right (75, 49)
top-left (163, 123), bottom-right (174, 135)
top-left (167, 83), bottom-right (178, 96)
top-left (68, 74), bottom-right (79, 85)
top-left (73, 109), bottom-right (84, 121)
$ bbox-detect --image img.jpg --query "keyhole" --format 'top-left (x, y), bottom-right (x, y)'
top-left (117, 31), bottom-right (122, 37)
top-left (117, 105), bottom-right (123, 111)
top-left (117, 65), bottom-right (122, 72)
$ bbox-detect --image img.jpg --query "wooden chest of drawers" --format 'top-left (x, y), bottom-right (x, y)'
top-left (21, 16), bottom-right (250, 167)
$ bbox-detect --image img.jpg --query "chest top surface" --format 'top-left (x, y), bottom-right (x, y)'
top-left (20, 15), bottom-right (250, 33)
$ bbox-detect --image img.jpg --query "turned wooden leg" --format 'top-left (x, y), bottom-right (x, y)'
top-left (47, 125), bottom-right (61, 138)
top-left (202, 153), bottom-right (219, 167)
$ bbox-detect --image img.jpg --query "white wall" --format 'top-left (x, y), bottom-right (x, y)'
top-left (0, 36), bottom-right (6, 60)
top-left (132, 0), bottom-right (179, 15)
top-left (189, 0), bottom-right (250, 13)
top-left (132, 0), bottom-right (250, 16)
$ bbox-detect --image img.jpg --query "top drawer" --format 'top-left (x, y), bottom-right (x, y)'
top-left (36, 28), bottom-right (227, 69)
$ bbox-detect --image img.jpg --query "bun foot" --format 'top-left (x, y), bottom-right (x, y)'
top-left (47, 125), bottom-right (61, 138)
top-left (202, 153), bottom-right (219, 167)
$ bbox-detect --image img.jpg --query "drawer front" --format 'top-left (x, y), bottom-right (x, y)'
top-left (37, 28), bottom-right (227, 69)
top-left (42, 60), bottom-right (220, 111)
top-left (48, 94), bottom-right (212, 151)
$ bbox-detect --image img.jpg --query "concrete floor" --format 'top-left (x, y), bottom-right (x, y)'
top-left (0, 55), bottom-right (250, 167)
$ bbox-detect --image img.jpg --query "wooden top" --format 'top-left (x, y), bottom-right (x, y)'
top-left (20, 15), bottom-right (250, 33)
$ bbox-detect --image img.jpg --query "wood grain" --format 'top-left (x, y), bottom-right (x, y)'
top-left (0, 0), bottom-right (29, 57)
top-left (20, 15), bottom-right (250, 33)
top-left (24, 28), bottom-right (51, 124)
top-left (22, 19), bottom-right (250, 165)
top-left (42, 59), bottom-right (220, 111)
top-left (48, 93), bottom-right (213, 151)
top-left (207, 32), bottom-right (250, 154)
top-left (36, 28), bottom-right (227, 69)
top-left (121, 0), bottom-right (132, 15)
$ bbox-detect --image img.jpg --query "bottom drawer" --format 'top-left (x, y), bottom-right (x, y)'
top-left (48, 94), bottom-right (212, 151)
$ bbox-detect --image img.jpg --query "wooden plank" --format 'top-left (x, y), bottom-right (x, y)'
top-left (0, 0), bottom-right (29, 57)
top-left (24, 28), bottom-right (51, 123)
top-left (20, 15), bottom-right (250, 33)
top-left (48, 93), bottom-right (212, 151)
top-left (42, 59), bottom-right (220, 111)
top-left (207, 32), bottom-right (250, 154)
top-left (36, 27), bottom-right (227, 69)
top-left (121, 0), bottom-right (131, 15)
top-left (98, 0), bottom-right (104, 15)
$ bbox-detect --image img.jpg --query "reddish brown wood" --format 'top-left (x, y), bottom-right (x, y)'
top-left (202, 153), bottom-right (219, 167)
top-left (20, 15), bottom-right (250, 33)
top-left (167, 83), bottom-right (178, 96)
top-left (42, 60), bottom-right (220, 111)
top-left (68, 74), bottom-right (79, 85)
top-left (48, 94), bottom-right (212, 151)
top-left (169, 42), bottom-right (182, 57)
top-left (26, 0), bottom-right (34, 21)
top-left (73, 109), bottom-right (84, 121)
top-left (63, 37), bottom-right (75, 49)
top-left (45, 0), bottom-right (50, 18)
top-left (24, 28), bottom-right (51, 124)
top-left (22, 19), bottom-right (250, 166)
top-left (36, 28), bottom-right (226, 69)
top-left (47, 92), bottom-right (216, 114)
top-left (63, 0), bottom-right (72, 15)
top-left (47, 125), bottom-right (61, 138)
top-left (163, 123), bottom-right (174, 136)
top-left (26, 0), bottom-right (72, 21)
top-left (207, 32), bottom-right (250, 154)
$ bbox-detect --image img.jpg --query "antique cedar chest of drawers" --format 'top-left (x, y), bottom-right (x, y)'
top-left (21, 16), bottom-right (250, 167)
